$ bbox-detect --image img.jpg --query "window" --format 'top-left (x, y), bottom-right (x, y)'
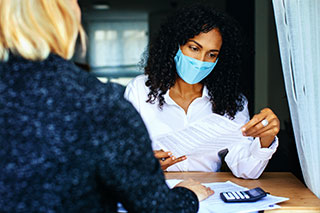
top-left (88, 19), bottom-right (148, 85)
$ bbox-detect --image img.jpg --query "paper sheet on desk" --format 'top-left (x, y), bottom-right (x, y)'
top-left (166, 180), bottom-right (289, 213)
top-left (152, 113), bottom-right (248, 157)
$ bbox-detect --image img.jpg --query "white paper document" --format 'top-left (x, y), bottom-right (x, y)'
top-left (166, 179), bottom-right (289, 213)
top-left (152, 113), bottom-right (249, 157)
top-left (118, 180), bottom-right (288, 213)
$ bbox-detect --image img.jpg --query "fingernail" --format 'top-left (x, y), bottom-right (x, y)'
top-left (241, 127), bottom-right (246, 132)
top-left (171, 156), bottom-right (175, 160)
top-left (242, 132), bottom-right (246, 136)
top-left (168, 152), bottom-right (172, 156)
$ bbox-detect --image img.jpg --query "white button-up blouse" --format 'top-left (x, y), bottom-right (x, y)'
top-left (124, 75), bottom-right (278, 179)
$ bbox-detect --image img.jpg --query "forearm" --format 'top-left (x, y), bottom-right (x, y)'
top-left (225, 137), bottom-right (279, 179)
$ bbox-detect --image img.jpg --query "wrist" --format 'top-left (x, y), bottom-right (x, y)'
top-left (260, 136), bottom-right (275, 148)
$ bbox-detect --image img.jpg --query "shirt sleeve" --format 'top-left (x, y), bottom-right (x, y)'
top-left (94, 83), bottom-right (199, 212)
top-left (225, 100), bottom-right (279, 179)
top-left (124, 77), bottom-right (141, 113)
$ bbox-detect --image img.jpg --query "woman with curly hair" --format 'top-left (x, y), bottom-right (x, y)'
top-left (125, 4), bottom-right (280, 179)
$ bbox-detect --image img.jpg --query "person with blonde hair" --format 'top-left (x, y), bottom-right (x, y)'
top-left (0, 0), bottom-right (213, 212)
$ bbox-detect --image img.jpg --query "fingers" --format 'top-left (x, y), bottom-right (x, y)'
top-left (241, 108), bottom-right (271, 134)
top-left (200, 186), bottom-right (214, 201)
top-left (249, 121), bottom-right (279, 138)
top-left (160, 155), bottom-right (187, 170)
top-left (202, 186), bottom-right (214, 199)
top-left (175, 155), bottom-right (187, 162)
top-left (206, 186), bottom-right (214, 195)
top-left (153, 150), bottom-right (172, 159)
top-left (175, 180), bottom-right (214, 201)
top-left (154, 150), bottom-right (187, 170)
top-left (183, 179), bottom-right (214, 195)
top-left (241, 108), bottom-right (280, 147)
top-left (244, 115), bottom-right (277, 137)
top-left (154, 149), bottom-right (187, 170)
top-left (241, 108), bottom-right (280, 137)
top-left (196, 185), bottom-right (214, 201)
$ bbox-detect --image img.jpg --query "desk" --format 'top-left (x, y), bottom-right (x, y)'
top-left (165, 172), bottom-right (320, 212)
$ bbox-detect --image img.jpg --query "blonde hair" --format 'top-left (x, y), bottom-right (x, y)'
top-left (0, 0), bottom-right (86, 61)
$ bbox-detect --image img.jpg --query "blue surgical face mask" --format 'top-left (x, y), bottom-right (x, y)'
top-left (174, 48), bottom-right (218, 84)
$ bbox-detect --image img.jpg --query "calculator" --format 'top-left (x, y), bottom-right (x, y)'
top-left (220, 187), bottom-right (268, 202)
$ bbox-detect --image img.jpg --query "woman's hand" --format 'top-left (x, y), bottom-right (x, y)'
top-left (154, 150), bottom-right (187, 171)
top-left (175, 179), bottom-right (214, 201)
top-left (241, 108), bottom-right (280, 148)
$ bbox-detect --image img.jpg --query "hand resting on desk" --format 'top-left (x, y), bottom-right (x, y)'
top-left (175, 179), bottom-right (214, 202)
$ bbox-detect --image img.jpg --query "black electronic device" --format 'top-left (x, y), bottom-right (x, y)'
top-left (220, 187), bottom-right (268, 202)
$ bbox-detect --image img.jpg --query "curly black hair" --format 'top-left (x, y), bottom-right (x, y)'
top-left (144, 3), bottom-right (246, 119)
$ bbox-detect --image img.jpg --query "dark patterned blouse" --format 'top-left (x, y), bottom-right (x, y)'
top-left (0, 54), bottom-right (198, 212)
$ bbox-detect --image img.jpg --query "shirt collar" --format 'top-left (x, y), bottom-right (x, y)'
top-left (202, 86), bottom-right (210, 99)
top-left (164, 85), bottom-right (210, 106)
top-left (163, 89), bottom-right (175, 105)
